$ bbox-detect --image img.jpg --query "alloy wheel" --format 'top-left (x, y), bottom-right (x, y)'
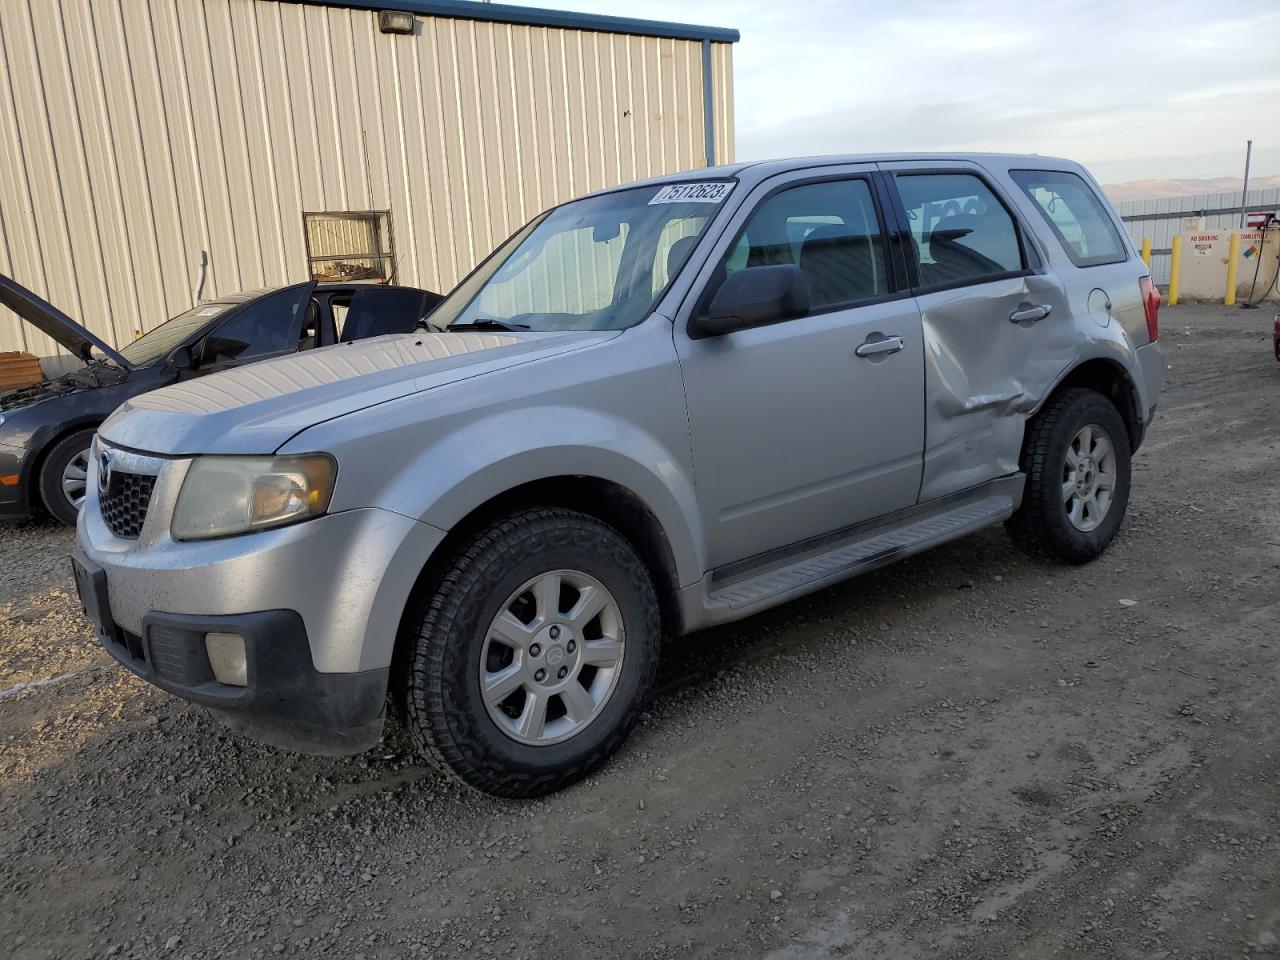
top-left (479, 569), bottom-right (625, 746)
top-left (61, 449), bottom-right (90, 511)
top-left (1062, 423), bottom-right (1116, 532)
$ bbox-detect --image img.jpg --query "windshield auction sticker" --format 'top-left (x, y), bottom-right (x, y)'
top-left (649, 182), bottom-right (734, 204)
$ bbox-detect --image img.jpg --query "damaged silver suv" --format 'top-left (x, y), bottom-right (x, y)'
top-left (74, 155), bottom-right (1164, 797)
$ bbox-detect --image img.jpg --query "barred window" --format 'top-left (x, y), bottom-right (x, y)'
top-left (303, 211), bottom-right (396, 284)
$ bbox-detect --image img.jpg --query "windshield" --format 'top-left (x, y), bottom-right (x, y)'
top-left (109, 302), bottom-right (237, 367)
top-left (434, 183), bottom-right (731, 332)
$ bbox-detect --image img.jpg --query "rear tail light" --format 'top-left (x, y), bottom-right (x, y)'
top-left (1139, 276), bottom-right (1159, 343)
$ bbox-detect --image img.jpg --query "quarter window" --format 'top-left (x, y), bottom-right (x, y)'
top-left (727, 179), bottom-right (888, 310)
top-left (894, 173), bottom-right (1024, 287)
top-left (1009, 169), bottom-right (1126, 267)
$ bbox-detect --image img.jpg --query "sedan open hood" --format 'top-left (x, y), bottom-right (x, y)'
top-left (0, 273), bottom-right (132, 369)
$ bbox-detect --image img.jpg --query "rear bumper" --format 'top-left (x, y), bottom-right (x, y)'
top-left (73, 550), bottom-right (389, 754)
top-left (1133, 340), bottom-right (1166, 443)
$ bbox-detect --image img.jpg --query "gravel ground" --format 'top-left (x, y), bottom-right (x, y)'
top-left (1, 303), bottom-right (1278, 959)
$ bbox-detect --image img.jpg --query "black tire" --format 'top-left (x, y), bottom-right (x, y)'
top-left (1006, 388), bottom-right (1131, 564)
top-left (398, 508), bottom-right (661, 798)
top-left (38, 428), bottom-right (96, 527)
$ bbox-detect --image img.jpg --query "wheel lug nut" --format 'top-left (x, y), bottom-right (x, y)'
top-left (549, 626), bottom-right (560, 639)
top-left (535, 668), bottom-right (546, 682)
top-left (529, 643), bottom-right (541, 657)
top-left (566, 640), bottom-right (576, 653)
top-left (557, 666), bottom-right (568, 679)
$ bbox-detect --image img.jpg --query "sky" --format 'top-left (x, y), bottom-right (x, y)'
top-left (507, 0), bottom-right (1280, 184)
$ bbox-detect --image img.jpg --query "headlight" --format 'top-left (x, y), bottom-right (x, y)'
top-left (172, 454), bottom-right (336, 541)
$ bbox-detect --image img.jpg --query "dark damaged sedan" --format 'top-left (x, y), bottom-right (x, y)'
top-left (0, 276), bottom-right (441, 526)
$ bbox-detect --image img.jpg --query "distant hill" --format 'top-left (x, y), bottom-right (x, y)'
top-left (1102, 175), bottom-right (1280, 202)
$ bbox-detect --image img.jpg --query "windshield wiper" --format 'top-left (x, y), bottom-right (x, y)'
top-left (449, 318), bottom-right (530, 332)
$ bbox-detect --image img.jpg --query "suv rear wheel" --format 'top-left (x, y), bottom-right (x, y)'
top-left (398, 508), bottom-right (661, 797)
top-left (1006, 388), bottom-right (1132, 564)
top-left (38, 428), bottom-right (96, 527)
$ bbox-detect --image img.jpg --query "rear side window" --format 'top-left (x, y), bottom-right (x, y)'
top-left (894, 173), bottom-right (1024, 288)
top-left (726, 178), bottom-right (888, 310)
top-left (1009, 169), bottom-right (1126, 267)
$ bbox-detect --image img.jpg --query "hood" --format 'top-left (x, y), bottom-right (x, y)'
top-left (99, 329), bottom-right (618, 455)
top-left (0, 274), bottom-right (132, 369)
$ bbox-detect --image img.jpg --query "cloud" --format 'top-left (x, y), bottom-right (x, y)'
top-left (509, 0), bottom-right (1280, 181)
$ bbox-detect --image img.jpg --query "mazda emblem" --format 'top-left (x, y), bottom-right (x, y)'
top-left (98, 449), bottom-right (112, 493)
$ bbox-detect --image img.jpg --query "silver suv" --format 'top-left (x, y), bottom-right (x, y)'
top-left (74, 154), bottom-right (1164, 796)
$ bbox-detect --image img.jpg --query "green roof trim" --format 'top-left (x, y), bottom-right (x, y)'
top-left (278, 0), bottom-right (740, 43)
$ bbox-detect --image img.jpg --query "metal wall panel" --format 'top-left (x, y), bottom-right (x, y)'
top-left (1117, 187), bottom-right (1280, 287)
top-left (0, 0), bottom-right (736, 356)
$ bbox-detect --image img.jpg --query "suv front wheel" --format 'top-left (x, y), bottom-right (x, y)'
top-left (1006, 388), bottom-right (1132, 564)
top-left (398, 508), bottom-right (661, 797)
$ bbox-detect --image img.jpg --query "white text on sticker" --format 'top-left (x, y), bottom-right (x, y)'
top-left (649, 182), bottom-right (734, 205)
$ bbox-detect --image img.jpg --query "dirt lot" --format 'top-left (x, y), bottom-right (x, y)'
top-left (1, 303), bottom-right (1277, 960)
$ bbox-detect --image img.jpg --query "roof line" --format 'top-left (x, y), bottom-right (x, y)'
top-left (275, 0), bottom-right (740, 43)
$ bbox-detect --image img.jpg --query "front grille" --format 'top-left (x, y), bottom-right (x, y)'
top-left (101, 470), bottom-right (156, 539)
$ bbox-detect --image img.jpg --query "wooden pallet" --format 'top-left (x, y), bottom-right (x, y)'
top-left (0, 352), bottom-right (44, 391)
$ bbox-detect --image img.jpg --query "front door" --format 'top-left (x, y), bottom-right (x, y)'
top-left (197, 282), bottom-right (317, 375)
top-left (674, 169), bottom-right (926, 571)
top-left (879, 163), bottom-right (1073, 502)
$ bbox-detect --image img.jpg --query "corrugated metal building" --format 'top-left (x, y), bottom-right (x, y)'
top-left (0, 0), bottom-right (737, 360)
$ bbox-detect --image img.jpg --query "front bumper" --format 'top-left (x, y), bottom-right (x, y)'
top-left (73, 550), bottom-right (388, 753)
top-left (76, 449), bottom-right (447, 754)
top-left (0, 440), bottom-right (33, 518)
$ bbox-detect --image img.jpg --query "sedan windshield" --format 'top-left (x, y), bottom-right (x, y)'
top-left (111, 302), bottom-right (236, 367)
top-left (433, 183), bottom-right (730, 332)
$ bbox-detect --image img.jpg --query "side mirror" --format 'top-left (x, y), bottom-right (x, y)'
top-left (169, 342), bottom-right (200, 371)
top-left (690, 264), bottom-right (809, 339)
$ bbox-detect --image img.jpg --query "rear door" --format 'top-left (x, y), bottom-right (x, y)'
top-left (673, 165), bottom-right (926, 570)
top-left (879, 162), bottom-right (1072, 502)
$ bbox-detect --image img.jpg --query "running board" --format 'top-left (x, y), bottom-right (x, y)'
top-left (701, 479), bottom-right (1020, 620)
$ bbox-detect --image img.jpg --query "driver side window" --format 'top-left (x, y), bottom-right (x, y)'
top-left (202, 286), bottom-right (310, 365)
top-left (726, 178), bottom-right (889, 310)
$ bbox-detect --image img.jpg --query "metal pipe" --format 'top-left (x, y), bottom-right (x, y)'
top-left (1168, 236), bottom-right (1182, 305)
top-left (193, 249), bottom-right (208, 304)
top-left (1140, 237), bottom-right (1152, 267)
top-left (1239, 140), bottom-right (1252, 229)
top-left (1224, 232), bottom-right (1240, 305)
top-left (701, 39), bottom-right (716, 167)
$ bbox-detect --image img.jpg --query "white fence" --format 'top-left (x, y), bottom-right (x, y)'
top-left (1116, 187), bottom-right (1280, 286)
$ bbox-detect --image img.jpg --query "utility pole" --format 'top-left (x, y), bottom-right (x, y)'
top-left (1239, 140), bottom-right (1253, 229)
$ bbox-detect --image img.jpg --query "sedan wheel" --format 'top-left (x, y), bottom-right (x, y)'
top-left (37, 428), bottom-right (98, 527)
top-left (61, 449), bottom-right (91, 512)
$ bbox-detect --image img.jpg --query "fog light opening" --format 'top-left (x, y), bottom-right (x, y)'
top-left (205, 632), bottom-right (248, 687)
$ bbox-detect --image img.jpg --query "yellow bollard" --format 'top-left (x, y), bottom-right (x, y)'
top-left (1168, 236), bottom-right (1181, 305)
top-left (1224, 232), bottom-right (1240, 305)
top-left (1140, 237), bottom-right (1152, 267)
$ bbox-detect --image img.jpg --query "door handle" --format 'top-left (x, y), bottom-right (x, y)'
top-left (854, 335), bottom-right (905, 358)
top-left (1009, 302), bottom-right (1052, 323)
